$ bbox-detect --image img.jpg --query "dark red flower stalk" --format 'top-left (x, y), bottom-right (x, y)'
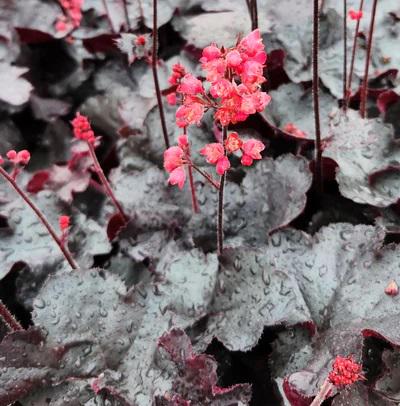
top-left (360, 0), bottom-right (378, 118)
top-left (312, 0), bottom-right (323, 193)
top-left (71, 113), bottom-right (129, 225)
top-left (152, 0), bottom-right (170, 149)
top-left (0, 154), bottom-right (78, 270)
top-left (0, 299), bottom-right (23, 332)
top-left (346, 0), bottom-right (365, 107)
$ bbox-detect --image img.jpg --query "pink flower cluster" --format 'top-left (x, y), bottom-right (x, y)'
top-left (55, 0), bottom-right (83, 32)
top-left (328, 356), bottom-right (363, 387)
top-left (163, 135), bottom-right (189, 189)
top-left (0, 150), bottom-right (31, 166)
top-left (71, 113), bottom-right (95, 144)
top-left (169, 29), bottom-right (270, 128)
top-left (200, 132), bottom-right (265, 175)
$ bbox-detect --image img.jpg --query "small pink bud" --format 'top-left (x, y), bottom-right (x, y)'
top-left (348, 9), bottom-right (363, 20)
top-left (135, 35), bottom-right (146, 46)
top-left (216, 156), bottom-right (230, 175)
top-left (6, 150), bottom-right (17, 160)
top-left (166, 92), bottom-right (177, 105)
top-left (59, 215), bottom-right (70, 231)
top-left (385, 280), bottom-right (399, 296)
top-left (201, 44), bottom-right (221, 62)
top-left (17, 150), bottom-right (31, 166)
top-left (178, 135), bottom-right (189, 149)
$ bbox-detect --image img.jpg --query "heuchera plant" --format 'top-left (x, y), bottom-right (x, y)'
top-left (2, 0), bottom-right (400, 405)
top-left (164, 29), bottom-right (270, 253)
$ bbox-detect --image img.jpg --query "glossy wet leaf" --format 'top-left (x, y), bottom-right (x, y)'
top-left (324, 109), bottom-right (400, 207)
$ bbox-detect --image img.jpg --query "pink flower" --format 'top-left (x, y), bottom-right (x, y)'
top-left (241, 139), bottom-right (265, 165)
top-left (225, 132), bottom-right (243, 153)
top-left (240, 90), bottom-right (271, 114)
top-left (201, 58), bottom-right (226, 83)
top-left (216, 156), bottom-right (230, 175)
top-left (169, 63), bottom-right (187, 85)
top-left (164, 146), bottom-right (185, 172)
top-left (241, 60), bottom-right (265, 86)
top-left (348, 9), bottom-right (363, 20)
top-left (200, 44), bottom-right (221, 63)
top-left (168, 166), bottom-right (186, 189)
top-left (239, 29), bottom-right (265, 58)
top-left (177, 74), bottom-right (204, 95)
top-left (0, 155), bottom-right (3, 165)
top-left (210, 79), bottom-right (234, 99)
top-left (200, 143), bottom-right (225, 164)
top-left (166, 92), bottom-right (177, 105)
top-left (176, 103), bottom-right (205, 127)
top-left (226, 50), bottom-right (242, 67)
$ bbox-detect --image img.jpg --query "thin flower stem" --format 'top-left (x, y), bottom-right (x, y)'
top-left (101, 0), bottom-right (116, 34)
top-left (310, 379), bottom-right (334, 406)
top-left (187, 166), bottom-right (199, 213)
top-left (252, 0), bottom-right (258, 30)
top-left (217, 127), bottom-right (228, 256)
top-left (347, 0), bottom-right (364, 106)
top-left (185, 127), bottom-right (200, 213)
top-left (87, 143), bottom-right (128, 224)
top-left (0, 167), bottom-right (79, 270)
top-left (0, 299), bottom-right (23, 332)
top-left (152, 0), bottom-right (170, 149)
top-left (343, 0), bottom-right (348, 111)
top-left (360, 0), bottom-right (378, 118)
top-left (312, 0), bottom-right (323, 193)
top-left (191, 164), bottom-right (220, 190)
top-left (122, 0), bottom-right (131, 31)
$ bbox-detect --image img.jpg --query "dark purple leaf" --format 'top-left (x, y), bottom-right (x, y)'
top-left (156, 328), bottom-right (252, 405)
top-left (0, 327), bottom-right (97, 406)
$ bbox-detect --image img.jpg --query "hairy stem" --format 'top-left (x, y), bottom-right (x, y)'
top-left (152, 0), bottom-right (170, 149)
top-left (343, 0), bottom-right (348, 111)
top-left (310, 379), bottom-right (333, 406)
top-left (0, 167), bottom-right (78, 270)
top-left (191, 164), bottom-right (220, 190)
top-left (0, 299), bottom-right (23, 332)
top-left (87, 143), bottom-right (128, 223)
top-left (217, 127), bottom-right (228, 256)
top-left (360, 0), bottom-right (378, 118)
top-left (312, 0), bottom-right (323, 192)
top-left (347, 0), bottom-right (364, 107)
